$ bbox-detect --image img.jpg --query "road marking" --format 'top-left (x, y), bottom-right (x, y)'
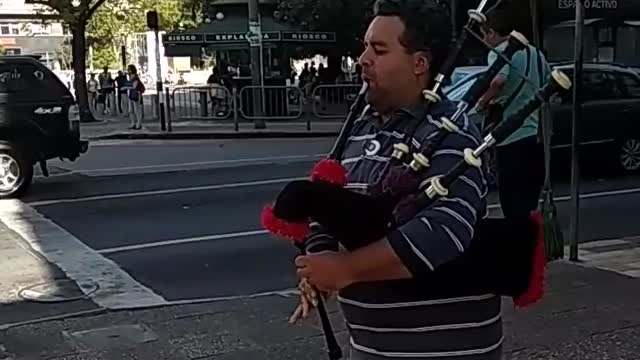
top-left (27, 173), bottom-right (640, 208)
top-left (97, 230), bottom-right (269, 255)
top-left (0, 199), bottom-right (168, 309)
top-left (42, 154), bottom-right (324, 178)
top-left (27, 177), bottom-right (306, 207)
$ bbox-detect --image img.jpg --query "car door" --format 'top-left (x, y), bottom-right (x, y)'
top-left (550, 69), bottom-right (622, 148)
top-left (611, 71), bottom-right (640, 137)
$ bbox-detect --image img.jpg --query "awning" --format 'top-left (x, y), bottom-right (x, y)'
top-left (162, 13), bottom-right (336, 56)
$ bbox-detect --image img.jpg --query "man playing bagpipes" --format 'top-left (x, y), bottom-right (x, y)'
top-left (261, 0), bottom-right (572, 359)
top-left (289, 1), bottom-right (505, 359)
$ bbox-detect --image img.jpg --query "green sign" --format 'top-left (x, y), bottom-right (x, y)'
top-left (205, 32), bottom-right (281, 43)
top-left (281, 32), bottom-right (336, 42)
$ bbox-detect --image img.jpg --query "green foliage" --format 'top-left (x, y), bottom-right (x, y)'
top-left (86, 0), bottom-right (204, 68)
top-left (274, 0), bottom-right (376, 56)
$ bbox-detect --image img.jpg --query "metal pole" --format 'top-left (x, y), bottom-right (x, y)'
top-left (249, 0), bottom-right (266, 129)
top-left (154, 29), bottom-right (166, 131)
top-left (121, 45), bottom-right (126, 71)
top-left (569, 0), bottom-right (584, 262)
top-left (529, 0), bottom-right (541, 47)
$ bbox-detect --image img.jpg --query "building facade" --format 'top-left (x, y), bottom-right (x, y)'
top-left (0, 0), bottom-right (69, 70)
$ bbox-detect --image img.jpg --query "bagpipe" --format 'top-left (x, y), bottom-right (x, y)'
top-left (260, 2), bottom-right (572, 359)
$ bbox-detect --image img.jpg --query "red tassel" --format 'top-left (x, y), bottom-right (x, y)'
top-left (514, 211), bottom-right (546, 308)
top-left (260, 205), bottom-right (309, 243)
top-left (310, 159), bottom-right (347, 186)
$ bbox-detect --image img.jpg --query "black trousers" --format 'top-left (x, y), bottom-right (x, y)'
top-left (495, 135), bottom-right (545, 221)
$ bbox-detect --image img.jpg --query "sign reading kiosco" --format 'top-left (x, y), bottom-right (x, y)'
top-left (281, 32), bottom-right (336, 42)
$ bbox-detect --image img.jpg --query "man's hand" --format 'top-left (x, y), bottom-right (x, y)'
top-left (288, 278), bottom-right (335, 324)
top-left (295, 251), bottom-right (355, 293)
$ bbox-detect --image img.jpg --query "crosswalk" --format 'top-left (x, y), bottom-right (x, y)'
top-left (564, 236), bottom-right (640, 278)
top-left (0, 199), bottom-right (168, 310)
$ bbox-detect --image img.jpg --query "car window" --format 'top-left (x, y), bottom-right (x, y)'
top-left (558, 69), bottom-right (621, 103)
top-left (583, 71), bottom-right (621, 101)
top-left (444, 73), bottom-right (480, 101)
top-left (616, 73), bottom-right (640, 98)
top-left (0, 61), bottom-right (70, 102)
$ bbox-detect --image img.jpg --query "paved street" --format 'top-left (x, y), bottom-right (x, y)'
top-left (9, 138), bottom-right (640, 303)
top-left (1, 137), bottom-right (640, 359)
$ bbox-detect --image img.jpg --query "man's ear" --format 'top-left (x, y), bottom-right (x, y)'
top-left (414, 52), bottom-right (430, 76)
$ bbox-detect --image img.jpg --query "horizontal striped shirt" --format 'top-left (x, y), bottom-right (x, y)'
top-left (338, 98), bottom-right (502, 359)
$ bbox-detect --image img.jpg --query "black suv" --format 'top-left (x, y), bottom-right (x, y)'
top-left (0, 55), bottom-right (88, 199)
top-left (445, 62), bottom-right (640, 184)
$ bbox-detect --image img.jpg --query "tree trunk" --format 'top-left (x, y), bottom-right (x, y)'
top-left (71, 21), bottom-right (97, 123)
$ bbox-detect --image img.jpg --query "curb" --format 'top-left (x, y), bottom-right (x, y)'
top-left (88, 131), bottom-right (340, 140)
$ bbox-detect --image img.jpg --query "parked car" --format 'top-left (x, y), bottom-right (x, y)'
top-left (443, 62), bottom-right (640, 184)
top-left (0, 55), bottom-right (89, 199)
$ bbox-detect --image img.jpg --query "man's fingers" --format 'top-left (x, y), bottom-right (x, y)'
top-left (289, 304), bottom-right (303, 324)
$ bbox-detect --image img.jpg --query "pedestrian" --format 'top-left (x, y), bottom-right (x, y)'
top-left (115, 70), bottom-right (128, 115)
top-left (98, 67), bottom-right (115, 115)
top-left (126, 64), bottom-right (145, 130)
top-left (477, 7), bottom-right (551, 221)
top-left (290, 0), bottom-right (501, 359)
top-left (87, 73), bottom-right (99, 113)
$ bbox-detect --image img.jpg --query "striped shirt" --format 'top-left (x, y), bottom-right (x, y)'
top-left (338, 98), bottom-right (503, 360)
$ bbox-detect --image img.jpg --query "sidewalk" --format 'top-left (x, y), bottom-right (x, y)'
top-left (2, 248), bottom-right (639, 360)
top-left (0, 221), bottom-right (102, 327)
top-left (81, 112), bottom-right (343, 141)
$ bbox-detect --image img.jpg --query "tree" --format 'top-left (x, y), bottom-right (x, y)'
top-left (87, 0), bottom-right (184, 69)
top-left (27, 0), bottom-right (108, 122)
top-left (273, 0), bottom-right (375, 81)
top-left (274, 0), bottom-right (375, 57)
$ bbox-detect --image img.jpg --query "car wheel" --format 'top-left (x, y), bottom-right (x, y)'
top-left (0, 141), bottom-right (34, 199)
top-left (618, 138), bottom-right (640, 173)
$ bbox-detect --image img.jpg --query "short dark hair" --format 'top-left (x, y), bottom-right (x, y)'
top-left (373, 0), bottom-right (452, 75)
top-left (484, 7), bottom-right (514, 37)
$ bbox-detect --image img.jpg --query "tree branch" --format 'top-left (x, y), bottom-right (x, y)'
top-left (87, 0), bottom-right (108, 20)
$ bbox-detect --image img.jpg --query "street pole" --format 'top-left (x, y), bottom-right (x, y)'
top-left (121, 45), bottom-right (126, 71)
top-left (569, 0), bottom-right (584, 262)
top-left (154, 29), bottom-right (166, 131)
top-left (248, 0), bottom-right (266, 129)
top-left (147, 10), bottom-right (166, 131)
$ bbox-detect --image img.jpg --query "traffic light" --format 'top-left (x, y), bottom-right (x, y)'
top-left (147, 10), bottom-right (159, 30)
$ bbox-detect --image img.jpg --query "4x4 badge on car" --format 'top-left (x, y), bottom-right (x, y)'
top-left (34, 107), bottom-right (62, 114)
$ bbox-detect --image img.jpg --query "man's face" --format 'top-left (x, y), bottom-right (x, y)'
top-left (358, 16), bottom-right (427, 113)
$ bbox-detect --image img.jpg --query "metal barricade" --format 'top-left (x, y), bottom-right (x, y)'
top-left (238, 85), bottom-right (304, 120)
top-left (311, 84), bottom-right (362, 119)
top-left (168, 85), bottom-right (233, 121)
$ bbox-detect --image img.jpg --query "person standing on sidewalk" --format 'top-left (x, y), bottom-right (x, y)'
top-left (126, 64), bottom-right (145, 130)
top-left (115, 70), bottom-right (128, 115)
top-left (290, 1), bottom-right (502, 359)
top-left (477, 8), bottom-right (551, 221)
